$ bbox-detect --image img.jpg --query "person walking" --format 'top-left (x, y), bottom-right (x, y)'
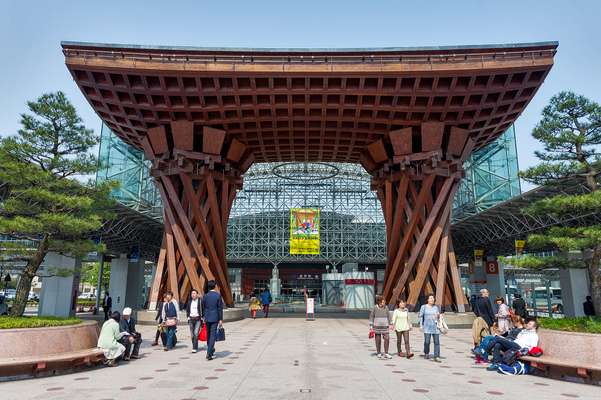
top-left (261, 287), bottom-right (272, 318)
top-left (97, 311), bottom-right (126, 367)
top-left (511, 293), bottom-right (528, 319)
top-left (102, 291), bottom-right (112, 321)
top-left (248, 293), bottom-right (261, 319)
top-left (583, 296), bottom-right (596, 316)
top-left (369, 295), bottom-right (393, 360)
top-left (419, 294), bottom-right (442, 362)
top-left (495, 297), bottom-right (510, 335)
top-left (202, 280), bottom-right (224, 360)
top-left (392, 299), bottom-right (413, 358)
top-left (186, 289), bottom-right (203, 353)
top-left (162, 290), bottom-right (179, 351)
top-left (119, 307), bottom-right (142, 360)
top-left (474, 289), bottom-right (495, 328)
top-left (152, 295), bottom-right (166, 346)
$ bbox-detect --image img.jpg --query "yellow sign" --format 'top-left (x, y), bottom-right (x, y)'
top-left (290, 208), bottom-right (320, 255)
top-left (474, 249), bottom-right (484, 258)
top-left (515, 240), bottom-right (526, 254)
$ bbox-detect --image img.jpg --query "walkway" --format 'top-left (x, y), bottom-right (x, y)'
top-left (2, 318), bottom-right (597, 399)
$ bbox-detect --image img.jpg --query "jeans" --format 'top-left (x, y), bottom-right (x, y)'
top-left (263, 304), bottom-right (270, 318)
top-left (189, 318), bottom-right (201, 351)
top-left (206, 321), bottom-right (218, 358)
top-left (491, 336), bottom-right (521, 364)
top-left (423, 333), bottom-right (440, 358)
top-left (166, 326), bottom-right (177, 350)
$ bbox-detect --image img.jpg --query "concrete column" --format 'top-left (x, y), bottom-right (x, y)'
top-left (38, 252), bottom-right (81, 317)
top-left (560, 268), bottom-right (590, 317)
top-left (109, 255), bottom-right (145, 312)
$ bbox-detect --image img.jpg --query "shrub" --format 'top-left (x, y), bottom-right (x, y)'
top-left (539, 317), bottom-right (601, 334)
top-left (0, 316), bottom-right (82, 329)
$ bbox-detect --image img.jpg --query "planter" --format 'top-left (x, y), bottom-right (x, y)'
top-left (0, 320), bottom-right (99, 359)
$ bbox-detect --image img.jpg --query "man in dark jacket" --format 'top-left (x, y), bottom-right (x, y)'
top-left (186, 289), bottom-right (203, 353)
top-left (118, 307), bottom-right (142, 360)
top-left (202, 280), bottom-right (223, 360)
top-left (583, 296), bottom-right (596, 316)
top-left (102, 291), bottom-right (112, 321)
top-left (511, 293), bottom-right (528, 319)
top-left (474, 289), bottom-right (495, 327)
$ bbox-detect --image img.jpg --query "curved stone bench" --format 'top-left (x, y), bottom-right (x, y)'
top-left (521, 328), bottom-right (601, 385)
top-left (0, 320), bottom-right (103, 379)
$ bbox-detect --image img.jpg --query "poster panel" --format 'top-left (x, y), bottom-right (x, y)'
top-left (290, 208), bottom-right (320, 255)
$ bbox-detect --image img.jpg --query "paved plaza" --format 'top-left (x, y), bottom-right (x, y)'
top-left (1, 317), bottom-right (598, 400)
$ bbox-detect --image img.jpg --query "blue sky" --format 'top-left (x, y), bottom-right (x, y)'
top-left (1, 0), bottom-right (600, 185)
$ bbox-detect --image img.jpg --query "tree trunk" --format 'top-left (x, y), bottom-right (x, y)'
top-left (9, 234), bottom-right (50, 317)
top-left (588, 245), bottom-right (601, 316)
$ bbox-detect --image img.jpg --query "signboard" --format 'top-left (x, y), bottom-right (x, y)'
top-left (306, 298), bottom-right (315, 321)
top-left (486, 260), bottom-right (499, 275)
top-left (290, 208), bottom-right (320, 255)
top-left (344, 279), bottom-right (376, 285)
top-left (515, 240), bottom-right (526, 255)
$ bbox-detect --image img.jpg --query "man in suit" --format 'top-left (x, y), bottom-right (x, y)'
top-left (202, 280), bottom-right (223, 360)
top-left (474, 288), bottom-right (495, 328)
top-left (118, 307), bottom-right (142, 360)
top-left (162, 290), bottom-right (179, 351)
top-left (102, 291), bottom-right (112, 321)
top-left (186, 289), bottom-right (203, 353)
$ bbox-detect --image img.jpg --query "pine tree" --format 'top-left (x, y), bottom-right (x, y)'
top-left (0, 91), bottom-right (114, 316)
top-left (517, 91), bottom-right (601, 315)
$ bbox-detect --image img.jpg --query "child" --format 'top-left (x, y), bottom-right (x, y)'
top-left (249, 294), bottom-right (261, 319)
top-left (392, 299), bottom-right (413, 358)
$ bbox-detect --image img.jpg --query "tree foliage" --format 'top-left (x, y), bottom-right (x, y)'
top-left (80, 261), bottom-right (111, 289)
top-left (519, 91), bottom-right (601, 315)
top-left (0, 91), bottom-right (115, 316)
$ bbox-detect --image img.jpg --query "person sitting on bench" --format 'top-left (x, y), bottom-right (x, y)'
top-left (486, 318), bottom-right (539, 370)
top-left (118, 307), bottom-right (142, 360)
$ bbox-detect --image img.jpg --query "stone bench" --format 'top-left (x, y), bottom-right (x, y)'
top-left (521, 328), bottom-right (601, 384)
top-left (0, 348), bottom-right (104, 378)
top-left (0, 320), bottom-right (103, 379)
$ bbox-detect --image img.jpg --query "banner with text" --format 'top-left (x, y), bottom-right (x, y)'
top-left (290, 208), bottom-right (320, 255)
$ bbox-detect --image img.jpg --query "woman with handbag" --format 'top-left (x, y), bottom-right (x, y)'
top-left (369, 295), bottom-right (393, 359)
top-left (418, 294), bottom-right (442, 362)
top-left (162, 290), bottom-right (179, 351)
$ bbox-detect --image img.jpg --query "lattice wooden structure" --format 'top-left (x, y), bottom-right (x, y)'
top-left (63, 41), bottom-right (556, 308)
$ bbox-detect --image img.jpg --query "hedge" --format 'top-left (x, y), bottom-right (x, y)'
top-left (0, 316), bottom-right (82, 329)
top-left (539, 317), bottom-right (601, 334)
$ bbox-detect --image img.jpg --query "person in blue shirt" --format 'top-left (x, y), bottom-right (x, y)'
top-left (260, 287), bottom-right (272, 318)
top-left (202, 280), bottom-right (224, 360)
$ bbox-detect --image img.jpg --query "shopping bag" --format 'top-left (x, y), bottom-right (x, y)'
top-left (199, 324), bottom-right (207, 342)
top-left (368, 328), bottom-right (375, 339)
top-left (216, 326), bottom-right (226, 342)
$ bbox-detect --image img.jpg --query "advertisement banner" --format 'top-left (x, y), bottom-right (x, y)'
top-left (290, 208), bottom-right (320, 255)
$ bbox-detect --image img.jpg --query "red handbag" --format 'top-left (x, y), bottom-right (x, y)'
top-left (368, 328), bottom-right (375, 339)
top-left (199, 324), bottom-right (207, 342)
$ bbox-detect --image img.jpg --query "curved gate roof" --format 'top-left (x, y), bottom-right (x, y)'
top-left (62, 41), bottom-right (556, 163)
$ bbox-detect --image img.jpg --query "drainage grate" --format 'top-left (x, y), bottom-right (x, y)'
top-left (300, 389), bottom-right (311, 393)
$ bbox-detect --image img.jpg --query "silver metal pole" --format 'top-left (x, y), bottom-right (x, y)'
top-left (94, 254), bottom-right (105, 314)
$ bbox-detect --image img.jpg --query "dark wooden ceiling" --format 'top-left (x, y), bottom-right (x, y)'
top-left (63, 42), bottom-right (556, 163)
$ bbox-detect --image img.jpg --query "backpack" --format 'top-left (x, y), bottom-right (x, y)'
top-left (502, 348), bottom-right (520, 365)
top-left (497, 361), bottom-right (530, 375)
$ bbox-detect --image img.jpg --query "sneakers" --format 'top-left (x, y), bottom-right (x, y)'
top-left (487, 364), bottom-right (499, 371)
top-left (384, 353), bottom-right (393, 360)
top-left (432, 357), bottom-right (441, 363)
top-left (407, 352), bottom-right (414, 359)
top-left (191, 349), bottom-right (197, 354)
top-left (376, 353), bottom-right (383, 359)
top-left (398, 352), bottom-right (404, 357)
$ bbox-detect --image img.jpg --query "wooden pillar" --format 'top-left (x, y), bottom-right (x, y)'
top-left (144, 123), bottom-right (252, 307)
top-left (364, 123), bottom-right (473, 310)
